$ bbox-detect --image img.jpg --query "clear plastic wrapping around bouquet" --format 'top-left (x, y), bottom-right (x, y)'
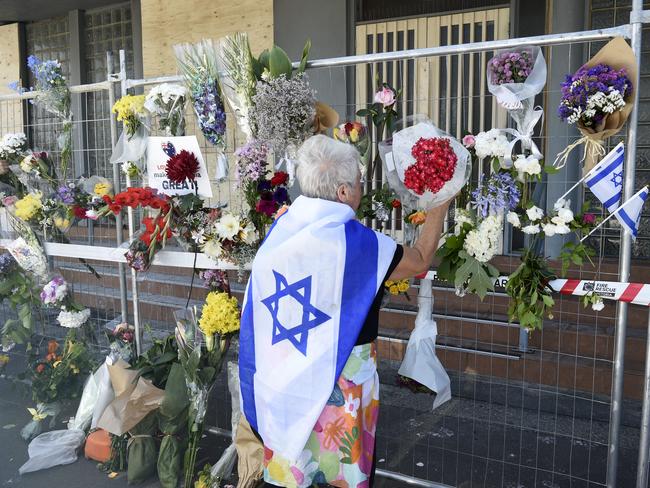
top-left (379, 119), bottom-right (471, 210)
top-left (487, 46), bottom-right (547, 111)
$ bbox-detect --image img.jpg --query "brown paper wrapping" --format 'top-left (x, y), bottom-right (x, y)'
top-left (235, 417), bottom-right (264, 488)
top-left (97, 360), bottom-right (165, 436)
top-left (312, 101), bottom-right (339, 134)
top-left (577, 37), bottom-right (637, 172)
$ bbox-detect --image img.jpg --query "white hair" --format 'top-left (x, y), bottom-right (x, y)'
top-left (296, 135), bottom-right (361, 201)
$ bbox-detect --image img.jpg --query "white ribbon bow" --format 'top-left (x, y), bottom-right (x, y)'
top-left (502, 106), bottom-right (544, 167)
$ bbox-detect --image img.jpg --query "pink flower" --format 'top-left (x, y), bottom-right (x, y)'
top-left (2, 195), bottom-right (17, 206)
top-left (582, 213), bottom-right (596, 225)
top-left (462, 134), bottom-right (476, 148)
top-left (374, 86), bottom-right (396, 107)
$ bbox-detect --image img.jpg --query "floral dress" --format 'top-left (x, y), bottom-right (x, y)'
top-left (263, 343), bottom-right (379, 488)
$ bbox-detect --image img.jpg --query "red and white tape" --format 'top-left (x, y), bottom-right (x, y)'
top-left (416, 271), bottom-right (650, 306)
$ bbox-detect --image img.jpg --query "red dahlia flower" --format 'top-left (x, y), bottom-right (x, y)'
top-left (166, 150), bottom-right (200, 183)
top-left (270, 171), bottom-right (289, 187)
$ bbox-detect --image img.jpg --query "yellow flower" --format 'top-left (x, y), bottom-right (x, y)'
top-left (384, 280), bottom-right (394, 287)
top-left (199, 292), bottom-right (240, 339)
top-left (53, 360), bottom-right (62, 369)
top-left (267, 458), bottom-right (295, 487)
top-left (397, 280), bottom-right (410, 293)
top-left (349, 127), bottom-right (359, 142)
top-left (94, 182), bottom-right (112, 197)
top-left (14, 192), bottom-right (42, 221)
top-left (54, 216), bottom-right (71, 230)
top-left (0, 354), bottom-right (9, 367)
top-left (112, 95), bottom-right (146, 122)
top-left (27, 407), bottom-right (47, 422)
top-left (333, 127), bottom-right (342, 141)
top-left (389, 285), bottom-right (399, 295)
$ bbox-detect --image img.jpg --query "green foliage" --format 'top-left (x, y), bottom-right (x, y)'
top-left (559, 241), bottom-right (596, 277)
top-left (356, 183), bottom-right (400, 221)
top-left (253, 39), bottom-right (311, 80)
top-left (132, 334), bottom-right (179, 389)
top-left (1, 266), bottom-right (41, 346)
top-left (435, 225), bottom-right (499, 300)
top-left (505, 250), bottom-right (556, 331)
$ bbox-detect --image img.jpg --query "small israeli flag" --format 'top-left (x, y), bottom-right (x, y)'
top-left (615, 186), bottom-right (649, 239)
top-left (585, 142), bottom-right (625, 212)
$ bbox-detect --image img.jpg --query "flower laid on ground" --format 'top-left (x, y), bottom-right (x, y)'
top-left (471, 172), bottom-right (520, 218)
top-left (0, 132), bottom-right (27, 160)
top-left (488, 50), bottom-right (534, 85)
top-left (112, 94), bottom-right (146, 138)
top-left (473, 129), bottom-right (510, 162)
top-left (404, 137), bottom-right (457, 195)
top-left (57, 308), bottom-right (91, 328)
top-left (558, 64), bottom-right (632, 128)
top-left (166, 149), bottom-right (200, 184)
top-left (199, 291), bottom-right (241, 350)
top-left (40, 276), bottom-right (68, 306)
top-left (144, 83), bottom-right (187, 136)
top-left (249, 73), bottom-right (316, 152)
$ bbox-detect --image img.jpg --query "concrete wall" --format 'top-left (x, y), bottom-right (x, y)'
top-left (273, 0), bottom-right (350, 118)
top-left (0, 23), bottom-right (24, 133)
top-left (140, 0), bottom-right (274, 77)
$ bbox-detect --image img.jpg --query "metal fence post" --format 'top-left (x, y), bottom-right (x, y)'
top-left (106, 51), bottom-right (129, 327)
top-left (117, 49), bottom-right (143, 356)
top-left (636, 309), bottom-right (650, 487)
top-left (607, 1), bottom-right (643, 486)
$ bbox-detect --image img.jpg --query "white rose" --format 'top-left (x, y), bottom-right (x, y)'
top-left (526, 206), bottom-right (544, 221)
top-left (555, 223), bottom-right (571, 235)
top-left (506, 211), bottom-right (521, 228)
top-left (542, 223), bottom-right (557, 237)
top-left (557, 208), bottom-right (574, 224)
top-left (524, 158), bottom-right (541, 175)
top-left (522, 224), bottom-right (540, 235)
top-left (553, 198), bottom-right (569, 212)
top-left (592, 298), bottom-right (605, 311)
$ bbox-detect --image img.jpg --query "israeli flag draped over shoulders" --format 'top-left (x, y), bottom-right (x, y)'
top-left (615, 186), bottom-right (649, 239)
top-left (239, 196), bottom-right (396, 462)
top-left (585, 142), bottom-right (625, 212)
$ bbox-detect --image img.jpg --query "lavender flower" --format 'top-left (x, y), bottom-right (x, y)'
top-left (199, 269), bottom-right (229, 292)
top-left (558, 64), bottom-right (632, 127)
top-left (235, 140), bottom-right (269, 184)
top-left (249, 73), bottom-right (316, 152)
top-left (0, 252), bottom-right (16, 274)
top-left (40, 275), bottom-right (68, 305)
top-left (488, 50), bottom-right (533, 85)
top-left (471, 172), bottom-right (521, 218)
top-left (56, 185), bottom-right (75, 204)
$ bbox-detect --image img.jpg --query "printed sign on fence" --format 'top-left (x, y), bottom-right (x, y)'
top-left (146, 136), bottom-right (213, 198)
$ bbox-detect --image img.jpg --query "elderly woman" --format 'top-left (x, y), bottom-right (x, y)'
top-left (239, 135), bottom-right (450, 488)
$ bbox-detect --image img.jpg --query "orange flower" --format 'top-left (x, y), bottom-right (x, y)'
top-left (408, 211), bottom-right (426, 225)
top-left (47, 340), bottom-right (58, 355)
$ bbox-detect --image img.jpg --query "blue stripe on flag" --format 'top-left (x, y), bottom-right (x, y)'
top-left (618, 208), bottom-right (638, 237)
top-left (239, 280), bottom-right (258, 432)
top-left (585, 151), bottom-right (624, 188)
top-left (337, 221), bottom-right (378, 379)
top-left (603, 192), bottom-right (622, 210)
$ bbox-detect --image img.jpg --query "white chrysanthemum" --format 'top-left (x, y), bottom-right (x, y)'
top-left (57, 308), bottom-right (91, 328)
top-left (526, 206), bottom-right (544, 221)
top-left (215, 213), bottom-right (241, 240)
top-left (474, 129), bottom-right (510, 160)
top-left (202, 239), bottom-right (223, 259)
top-left (506, 211), bottom-right (521, 228)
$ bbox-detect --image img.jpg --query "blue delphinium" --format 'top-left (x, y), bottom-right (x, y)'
top-left (471, 172), bottom-right (521, 218)
top-left (56, 185), bottom-right (76, 204)
top-left (192, 80), bottom-right (227, 147)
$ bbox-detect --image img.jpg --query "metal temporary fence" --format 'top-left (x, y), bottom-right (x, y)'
top-left (1, 3), bottom-right (650, 487)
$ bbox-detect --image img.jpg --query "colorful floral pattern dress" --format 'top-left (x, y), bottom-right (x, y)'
top-left (263, 343), bottom-right (379, 488)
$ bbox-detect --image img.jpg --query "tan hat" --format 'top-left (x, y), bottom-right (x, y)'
top-left (312, 101), bottom-right (339, 134)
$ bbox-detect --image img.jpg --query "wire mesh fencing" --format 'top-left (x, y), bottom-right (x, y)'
top-left (0, 19), bottom-right (649, 488)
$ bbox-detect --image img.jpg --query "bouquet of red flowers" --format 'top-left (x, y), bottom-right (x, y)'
top-left (403, 137), bottom-right (457, 195)
top-left (379, 119), bottom-right (470, 209)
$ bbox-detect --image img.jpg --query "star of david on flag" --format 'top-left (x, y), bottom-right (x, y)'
top-left (614, 186), bottom-right (648, 239)
top-left (585, 142), bottom-right (625, 213)
top-left (261, 270), bottom-right (331, 356)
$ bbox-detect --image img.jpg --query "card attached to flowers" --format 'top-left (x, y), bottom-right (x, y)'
top-left (146, 136), bottom-right (213, 198)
